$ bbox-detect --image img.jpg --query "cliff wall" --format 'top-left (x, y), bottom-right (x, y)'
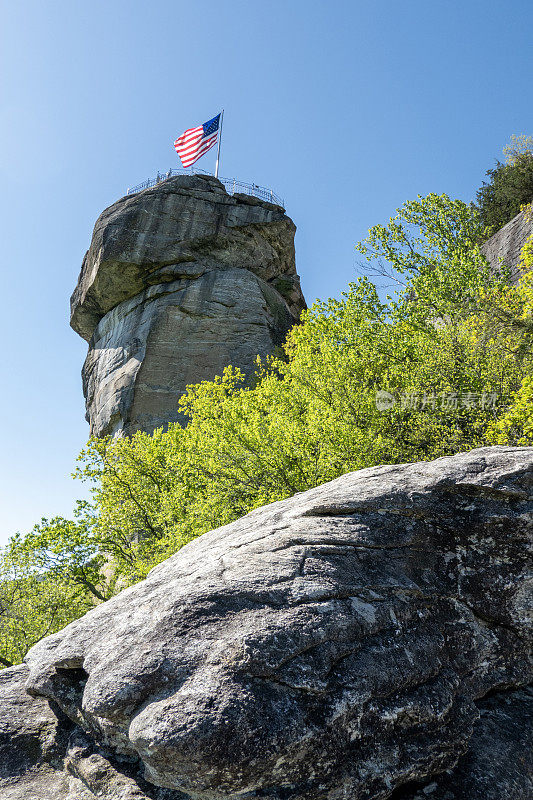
top-left (481, 205), bottom-right (533, 281)
top-left (70, 174), bottom-right (306, 437)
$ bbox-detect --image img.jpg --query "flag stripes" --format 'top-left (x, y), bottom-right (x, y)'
top-left (174, 114), bottom-right (220, 168)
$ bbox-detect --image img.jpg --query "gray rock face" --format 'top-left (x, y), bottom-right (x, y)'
top-left (396, 687), bottom-right (533, 800)
top-left (11, 446), bottom-right (532, 800)
top-left (0, 664), bottom-right (73, 799)
top-left (71, 175), bottom-right (306, 436)
top-left (481, 206), bottom-right (533, 282)
top-left (0, 665), bottom-right (187, 799)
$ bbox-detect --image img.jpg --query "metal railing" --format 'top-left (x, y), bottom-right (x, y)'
top-left (126, 167), bottom-right (284, 207)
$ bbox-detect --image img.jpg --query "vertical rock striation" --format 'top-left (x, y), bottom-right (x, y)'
top-left (481, 205), bottom-right (533, 282)
top-left (70, 174), bottom-right (306, 437)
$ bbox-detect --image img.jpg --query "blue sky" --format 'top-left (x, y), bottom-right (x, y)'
top-left (0, 0), bottom-right (532, 544)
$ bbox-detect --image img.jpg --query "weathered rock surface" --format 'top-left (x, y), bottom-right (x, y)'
top-left (0, 664), bottom-right (72, 799)
top-left (3, 446), bottom-right (529, 800)
top-left (0, 664), bottom-right (187, 799)
top-left (481, 205), bottom-right (533, 282)
top-left (396, 686), bottom-right (533, 800)
top-left (71, 174), bottom-right (306, 436)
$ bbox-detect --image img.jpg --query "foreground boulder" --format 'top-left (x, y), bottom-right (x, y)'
top-left (70, 174), bottom-right (306, 436)
top-left (3, 446), bottom-right (533, 799)
top-left (396, 686), bottom-right (533, 800)
top-left (0, 664), bottom-right (186, 799)
top-left (0, 664), bottom-right (73, 799)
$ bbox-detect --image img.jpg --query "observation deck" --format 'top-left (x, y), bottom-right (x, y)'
top-left (126, 167), bottom-right (284, 207)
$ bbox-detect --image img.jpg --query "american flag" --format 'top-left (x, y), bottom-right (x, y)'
top-left (174, 114), bottom-right (221, 168)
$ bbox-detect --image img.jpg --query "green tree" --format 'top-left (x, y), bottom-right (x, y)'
top-left (0, 565), bottom-right (94, 668)
top-left (488, 236), bottom-right (533, 444)
top-left (0, 502), bottom-right (112, 666)
top-left (475, 134), bottom-right (533, 237)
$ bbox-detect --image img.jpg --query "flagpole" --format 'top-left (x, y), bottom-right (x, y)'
top-left (214, 109), bottom-right (224, 179)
